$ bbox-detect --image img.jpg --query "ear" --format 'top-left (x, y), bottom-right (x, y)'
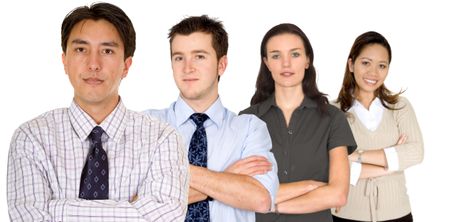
top-left (62, 53), bottom-right (68, 75)
top-left (218, 55), bottom-right (228, 77)
top-left (121, 56), bottom-right (133, 79)
top-left (306, 56), bottom-right (310, 69)
top-left (348, 58), bottom-right (354, 73)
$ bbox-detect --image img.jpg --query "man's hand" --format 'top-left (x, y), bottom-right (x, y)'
top-left (225, 155), bottom-right (272, 176)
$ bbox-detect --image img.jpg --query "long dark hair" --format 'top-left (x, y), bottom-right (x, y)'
top-left (337, 31), bottom-right (403, 112)
top-left (250, 23), bottom-right (328, 114)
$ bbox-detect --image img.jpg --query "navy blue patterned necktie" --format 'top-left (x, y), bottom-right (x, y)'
top-left (79, 126), bottom-right (109, 200)
top-left (186, 113), bottom-right (210, 222)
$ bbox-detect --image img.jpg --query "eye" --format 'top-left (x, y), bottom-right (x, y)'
top-left (379, 64), bottom-right (387, 69)
top-left (102, 48), bottom-right (114, 55)
top-left (270, 54), bottom-right (280, 59)
top-left (75, 47), bottom-right (86, 53)
top-left (195, 54), bottom-right (206, 60)
top-left (173, 56), bottom-right (183, 62)
top-left (292, 52), bottom-right (301, 58)
top-left (361, 61), bottom-right (370, 66)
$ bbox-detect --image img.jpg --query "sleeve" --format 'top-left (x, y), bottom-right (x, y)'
top-left (7, 128), bottom-right (54, 222)
top-left (393, 97), bottom-right (424, 171)
top-left (239, 114), bottom-right (279, 210)
top-left (384, 147), bottom-right (399, 171)
top-left (328, 108), bottom-right (357, 154)
top-left (349, 161), bottom-right (362, 185)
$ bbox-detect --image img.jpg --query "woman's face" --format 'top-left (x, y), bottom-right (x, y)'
top-left (349, 43), bottom-right (390, 98)
top-left (264, 33), bottom-right (310, 90)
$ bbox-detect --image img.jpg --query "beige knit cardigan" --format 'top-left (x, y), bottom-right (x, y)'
top-left (332, 97), bottom-right (424, 222)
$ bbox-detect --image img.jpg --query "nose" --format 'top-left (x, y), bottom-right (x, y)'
top-left (183, 59), bottom-right (194, 74)
top-left (88, 52), bottom-right (101, 72)
top-left (282, 56), bottom-right (291, 67)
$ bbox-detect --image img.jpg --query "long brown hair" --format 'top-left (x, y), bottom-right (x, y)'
top-left (337, 31), bottom-right (403, 112)
top-left (250, 23), bottom-right (328, 114)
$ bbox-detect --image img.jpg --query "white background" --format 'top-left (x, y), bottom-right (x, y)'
top-left (0, 0), bottom-right (448, 220)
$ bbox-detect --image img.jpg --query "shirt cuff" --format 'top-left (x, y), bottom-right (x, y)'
top-left (350, 161), bottom-right (362, 185)
top-left (385, 147), bottom-right (399, 171)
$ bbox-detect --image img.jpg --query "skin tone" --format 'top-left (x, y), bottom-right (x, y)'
top-left (171, 32), bottom-right (226, 113)
top-left (265, 33), bottom-right (350, 213)
top-left (345, 44), bottom-right (406, 182)
top-left (264, 33), bottom-right (309, 126)
top-left (170, 32), bottom-right (271, 212)
top-left (62, 19), bottom-right (132, 124)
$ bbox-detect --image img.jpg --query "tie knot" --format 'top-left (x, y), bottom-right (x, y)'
top-left (190, 113), bottom-right (209, 127)
top-left (89, 126), bottom-right (104, 143)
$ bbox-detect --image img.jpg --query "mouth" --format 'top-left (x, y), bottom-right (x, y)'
top-left (83, 78), bottom-right (104, 85)
top-left (183, 78), bottom-right (199, 82)
top-left (280, 72), bottom-right (294, 77)
top-left (363, 78), bottom-right (378, 85)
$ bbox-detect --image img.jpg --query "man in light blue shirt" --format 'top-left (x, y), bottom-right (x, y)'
top-left (144, 15), bottom-right (279, 221)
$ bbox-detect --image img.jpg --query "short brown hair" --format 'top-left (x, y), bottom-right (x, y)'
top-left (168, 15), bottom-right (228, 60)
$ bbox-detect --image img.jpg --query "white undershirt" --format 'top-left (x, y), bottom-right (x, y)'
top-left (349, 98), bottom-right (399, 185)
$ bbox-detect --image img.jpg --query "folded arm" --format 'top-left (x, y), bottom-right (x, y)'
top-left (7, 127), bottom-right (188, 222)
top-left (276, 146), bottom-right (350, 214)
top-left (189, 165), bottom-right (271, 213)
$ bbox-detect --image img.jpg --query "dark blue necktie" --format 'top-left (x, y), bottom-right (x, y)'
top-left (79, 126), bottom-right (108, 200)
top-left (186, 113), bottom-right (210, 222)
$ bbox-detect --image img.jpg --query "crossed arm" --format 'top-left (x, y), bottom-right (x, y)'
top-left (221, 147), bottom-right (350, 214)
top-left (350, 135), bottom-right (406, 179)
top-left (188, 164), bottom-right (272, 213)
top-left (7, 128), bottom-right (188, 222)
top-left (188, 155), bottom-right (275, 213)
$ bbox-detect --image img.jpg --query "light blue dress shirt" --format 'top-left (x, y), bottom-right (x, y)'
top-left (144, 97), bottom-right (279, 222)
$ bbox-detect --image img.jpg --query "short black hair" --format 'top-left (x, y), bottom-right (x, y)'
top-left (61, 2), bottom-right (136, 59)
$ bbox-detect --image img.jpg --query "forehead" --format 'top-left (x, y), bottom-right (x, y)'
top-left (358, 44), bottom-right (389, 60)
top-left (68, 19), bottom-right (123, 46)
top-left (171, 32), bottom-right (215, 53)
top-left (267, 33), bottom-right (304, 50)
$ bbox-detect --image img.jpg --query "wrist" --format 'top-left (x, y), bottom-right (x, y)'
top-left (356, 150), bottom-right (364, 163)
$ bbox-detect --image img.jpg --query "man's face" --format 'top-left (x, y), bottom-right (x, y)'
top-left (170, 32), bottom-right (226, 104)
top-left (62, 19), bottom-right (132, 109)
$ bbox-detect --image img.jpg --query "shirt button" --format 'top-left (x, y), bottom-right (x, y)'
top-left (288, 129), bottom-right (293, 135)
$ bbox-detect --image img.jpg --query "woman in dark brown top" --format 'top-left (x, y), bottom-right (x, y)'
top-left (240, 23), bottom-right (356, 222)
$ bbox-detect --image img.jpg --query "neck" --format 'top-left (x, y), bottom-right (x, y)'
top-left (75, 97), bottom-right (120, 124)
top-left (274, 85), bottom-right (304, 110)
top-left (182, 94), bottom-right (218, 113)
top-left (355, 89), bottom-right (376, 110)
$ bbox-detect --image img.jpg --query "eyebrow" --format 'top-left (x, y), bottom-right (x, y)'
top-left (360, 57), bottom-right (388, 63)
top-left (268, 47), bottom-right (303, 53)
top-left (71, 39), bottom-right (119, 47)
top-left (171, 50), bottom-right (210, 57)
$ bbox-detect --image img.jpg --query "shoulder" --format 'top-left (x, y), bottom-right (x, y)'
top-left (329, 99), bottom-right (341, 109)
top-left (239, 101), bottom-right (268, 118)
top-left (239, 104), bottom-right (259, 115)
top-left (142, 107), bottom-right (172, 122)
top-left (325, 103), bottom-right (346, 119)
top-left (16, 108), bottom-right (68, 135)
top-left (10, 108), bottom-right (68, 156)
top-left (393, 96), bottom-right (412, 109)
top-left (228, 108), bottom-right (268, 132)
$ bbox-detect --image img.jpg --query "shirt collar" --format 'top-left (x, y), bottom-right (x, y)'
top-left (173, 96), bottom-right (225, 128)
top-left (351, 97), bottom-right (384, 112)
top-left (69, 99), bottom-right (128, 143)
top-left (258, 93), bottom-right (317, 116)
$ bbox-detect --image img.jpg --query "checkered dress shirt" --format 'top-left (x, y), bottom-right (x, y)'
top-left (7, 100), bottom-right (189, 221)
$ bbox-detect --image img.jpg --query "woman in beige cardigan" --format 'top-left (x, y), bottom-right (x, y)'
top-left (332, 31), bottom-right (424, 222)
